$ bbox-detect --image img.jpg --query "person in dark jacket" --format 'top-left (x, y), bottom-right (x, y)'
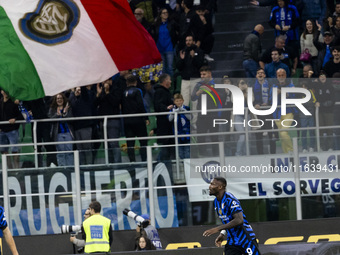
top-left (313, 30), bottom-right (340, 76)
top-left (95, 78), bottom-right (122, 163)
top-left (152, 8), bottom-right (178, 77)
top-left (69, 86), bottom-right (95, 165)
top-left (154, 73), bottom-right (174, 161)
top-left (0, 90), bottom-right (23, 169)
top-left (191, 65), bottom-right (222, 156)
top-left (177, 0), bottom-right (196, 50)
top-left (299, 81), bottom-right (316, 153)
top-left (23, 97), bottom-right (58, 167)
top-left (122, 75), bottom-right (149, 162)
top-left (189, 5), bottom-right (215, 62)
top-left (48, 93), bottom-right (74, 166)
top-left (323, 45), bottom-right (340, 78)
top-left (176, 35), bottom-right (205, 106)
top-left (130, 0), bottom-right (157, 24)
top-left (314, 71), bottom-right (335, 151)
top-left (243, 24), bottom-right (265, 78)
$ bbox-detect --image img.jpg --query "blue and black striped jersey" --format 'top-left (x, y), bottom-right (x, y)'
top-left (214, 192), bottom-right (256, 246)
top-left (0, 206), bottom-right (8, 231)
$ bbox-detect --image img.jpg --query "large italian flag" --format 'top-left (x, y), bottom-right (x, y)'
top-left (0, 0), bottom-right (161, 100)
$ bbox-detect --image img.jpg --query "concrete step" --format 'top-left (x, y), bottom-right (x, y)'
top-left (210, 51), bottom-right (243, 61)
top-left (216, 11), bottom-right (271, 24)
top-left (212, 31), bottom-right (275, 52)
top-left (212, 69), bottom-right (246, 78)
top-left (209, 58), bottom-right (244, 70)
top-left (214, 20), bottom-right (273, 33)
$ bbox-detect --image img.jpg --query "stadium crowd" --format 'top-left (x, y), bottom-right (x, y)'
top-left (1, 0), bottom-right (340, 167)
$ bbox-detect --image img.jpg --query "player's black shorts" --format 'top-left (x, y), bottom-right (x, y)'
top-left (224, 240), bottom-right (261, 255)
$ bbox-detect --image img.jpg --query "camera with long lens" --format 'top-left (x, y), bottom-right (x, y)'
top-left (61, 225), bottom-right (82, 235)
top-left (123, 208), bottom-right (149, 228)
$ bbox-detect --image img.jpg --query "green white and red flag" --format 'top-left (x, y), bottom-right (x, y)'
top-left (0, 0), bottom-right (161, 100)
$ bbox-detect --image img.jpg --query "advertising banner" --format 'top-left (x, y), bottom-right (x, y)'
top-left (184, 152), bottom-right (340, 201)
top-left (4, 163), bottom-right (178, 236)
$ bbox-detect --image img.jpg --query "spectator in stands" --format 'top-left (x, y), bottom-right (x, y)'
top-left (299, 81), bottom-right (316, 153)
top-left (329, 16), bottom-right (340, 40)
top-left (331, 72), bottom-right (340, 150)
top-left (152, 8), bottom-right (178, 77)
top-left (154, 73), bottom-right (174, 161)
top-left (191, 66), bottom-right (222, 156)
top-left (232, 79), bottom-right (253, 156)
top-left (130, 0), bottom-right (157, 24)
top-left (298, 0), bottom-right (327, 27)
top-left (313, 30), bottom-right (340, 76)
top-left (221, 75), bottom-right (233, 156)
top-left (48, 93), bottom-right (74, 166)
top-left (189, 5), bottom-right (215, 62)
top-left (95, 79), bottom-right (122, 163)
top-left (243, 24), bottom-right (265, 78)
top-left (176, 35), bottom-right (205, 106)
top-left (300, 20), bottom-right (324, 72)
top-left (299, 64), bottom-right (316, 92)
top-left (168, 93), bottom-right (191, 159)
top-left (260, 35), bottom-right (298, 76)
top-left (326, 2), bottom-right (340, 30)
top-left (314, 71), bottom-right (335, 151)
top-left (253, 68), bottom-right (277, 154)
top-left (122, 75), bottom-right (149, 162)
top-left (200, 0), bottom-right (218, 23)
top-left (300, 64), bottom-right (315, 78)
top-left (136, 236), bottom-right (156, 251)
top-left (264, 48), bottom-right (290, 78)
top-left (178, 0), bottom-right (196, 50)
top-left (69, 86), bottom-right (95, 165)
top-left (326, 0), bottom-right (338, 16)
top-left (324, 45), bottom-right (340, 77)
top-left (133, 8), bottom-right (152, 32)
top-left (23, 97), bottom-right (58, 167)
top-left (270, 68), bottom-right (297, 153)
top-left (269, 0), bottom-right (300, 54)
top-left (0, 90), bottom-right (22, 169)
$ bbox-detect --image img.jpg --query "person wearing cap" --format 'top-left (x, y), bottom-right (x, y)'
top-left (313, 29), bottom-right (340, 76)
top-left (136, 214), bottom-right (162, 249)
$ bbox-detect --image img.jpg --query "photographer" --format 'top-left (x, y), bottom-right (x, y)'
top-left (69, 208), bottom-right (91, 250)
top-left (136, 214), bottom-right (162, 250)
top-left (82, 201), bottom-right (113, 254)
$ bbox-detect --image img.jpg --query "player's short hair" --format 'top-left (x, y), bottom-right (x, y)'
top-left (214, 176), bottom-right (227, 188)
